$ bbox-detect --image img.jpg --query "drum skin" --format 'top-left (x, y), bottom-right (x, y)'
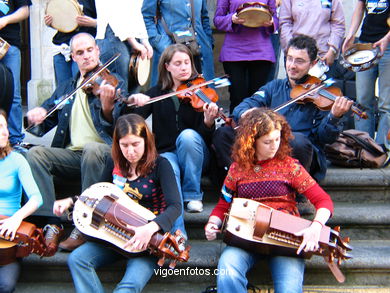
top-left (46, 0), bottom-right (83, 33)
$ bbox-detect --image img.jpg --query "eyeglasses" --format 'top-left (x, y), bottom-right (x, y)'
top-left (286, 56), bottom-right (310, 66)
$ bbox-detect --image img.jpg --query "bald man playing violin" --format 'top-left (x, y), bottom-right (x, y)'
top-left (213, 34), bottom-right (354, 187)
top-left (24, 32), bottom-right (127, 251)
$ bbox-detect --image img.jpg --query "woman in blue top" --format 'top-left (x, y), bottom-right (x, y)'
top-left (142, 0), bottom-right (215, 86)
top-left (0, 109), bottom-right (43, 293)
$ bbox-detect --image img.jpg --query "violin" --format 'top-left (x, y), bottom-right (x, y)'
top-left (126, 75), bottom-right (234, 127)
top-left (25, 54), bottom-right (122, 132)
top-left (177, 76), bottom-right (236, 127)
top-left (276, 76), bottom-right (367, 119)
top-left (82, 65), bottom-right (128, 103)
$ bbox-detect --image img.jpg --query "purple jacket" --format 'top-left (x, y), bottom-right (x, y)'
top-left (214, 0), bottom-right (278, 62)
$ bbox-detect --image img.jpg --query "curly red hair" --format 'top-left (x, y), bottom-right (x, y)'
top-left (232, 108), bottom-right (293, 171)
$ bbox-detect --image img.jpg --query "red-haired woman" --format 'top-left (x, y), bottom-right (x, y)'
top-left (53, 113), bottom-right (181, 292)
top-left (205, 108), bottom-right (334, 293)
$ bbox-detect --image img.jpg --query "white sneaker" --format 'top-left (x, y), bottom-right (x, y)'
top-left (186, 200), bottom-right (203, 213)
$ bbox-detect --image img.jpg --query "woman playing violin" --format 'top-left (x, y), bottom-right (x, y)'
top-left (205, 108), bottom-right (334, 293)
top-left (128, 44), bottom-right (219, 219)
top-left (0, 109), bottom-right (43, 293)
top-left (53, 113), bottom-right (182, 293)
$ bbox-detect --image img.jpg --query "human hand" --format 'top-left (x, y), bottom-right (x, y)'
top-left (373, 34), bottom-right (390, 56)
top-left (76, 15), bottom-right (97, 28)
top-left (127, 93), bottom-right (151, 107)
top-left (295, 221), bottom-right (322, 255)
top-left (0, 215), bottom-right (23, 241)
top-left (27, 107), bottom-right (48, 125)
top-left (53, 197), bottom-right (74, 217)
top-left (97, 80), bottom-right (116, 112)
top-left (330, 96), bottom-right (353, 118)
top-left (232, 13), bottom-right (245, 25)
top-left (44, 15), bottom-right (53, 26)
top-left (123, 222), bottom-right (159, 252)
top-left (342, 35), bottom-right (355, 54)
top-left (204, 222), bottom-right (220, 241)
top-left (321, 49), bottom-right (336, 66)
top-left (203, 102), bottom-right (219, 128)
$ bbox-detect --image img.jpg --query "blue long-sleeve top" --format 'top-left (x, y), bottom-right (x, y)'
top-left (233, 78), bottom-right (344, 181)
top-left (0, 151), bottom-right (43, 216)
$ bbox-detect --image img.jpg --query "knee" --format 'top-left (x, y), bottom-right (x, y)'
top-left (176, 129), bottom-right (203, 151)
top-left (26, 146), bottom-right (47, 166)
top-left (82, 143), bottom-right (110, 161)
top-left (290, 133), bottom-right (313, 154)
top-left (0, 280), bottom-right (17, 293)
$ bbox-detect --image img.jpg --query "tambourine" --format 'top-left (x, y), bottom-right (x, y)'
top-left (0, 37), bottom-right (10, 60)
top-left (236, 2), bottom-right (272, 28)
top-left (387, 16), bottom-right (390, 27)
top-left (340, 43), bottom-right (381, 72)
top-left (46, 0), bottom-right (83, 33)
top-left (129, 53), bottom-right (151, 87)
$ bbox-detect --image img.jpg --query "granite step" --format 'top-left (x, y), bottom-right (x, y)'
top-left (19, 240), bottom-right (390, 287)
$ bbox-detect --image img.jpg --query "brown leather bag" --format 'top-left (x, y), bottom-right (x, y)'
top-left (324, 129), bottom-right (388, 168)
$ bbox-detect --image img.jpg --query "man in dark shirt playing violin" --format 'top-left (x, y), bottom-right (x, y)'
top-left (213, 35), bottom-right (353, 185)
top-left (24, 32), bottom-right (126, 252)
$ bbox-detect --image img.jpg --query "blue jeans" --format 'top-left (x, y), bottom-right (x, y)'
top-left (0, 45), bottom-right (24, 145)
top-left (217, 246), bottom-right (305, 293)
top-left (162, 129), bottom-right (209, 201)
top-left (0, 260), bottom-right (21, 293)
top-left (53, 53), bottom-right (79, 87)
top-left (68, 241), bottom-right (158, 293)
top-left (26, 142), bottom-right (111, 217)
top-left (96, 25), bottom-right (130, 92)
top-left (355, 44), bottom-right (390, 145)
top-left (160, 152), bottom-right (187, 239)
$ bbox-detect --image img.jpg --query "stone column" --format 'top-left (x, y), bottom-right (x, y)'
top-left (27, 0), bottom-right (56, 109)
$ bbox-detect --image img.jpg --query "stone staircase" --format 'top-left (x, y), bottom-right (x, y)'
top-left (15, 165), bottom-right (390, 292)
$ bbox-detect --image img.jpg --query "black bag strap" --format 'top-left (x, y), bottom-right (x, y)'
top-left (158, 0), bottom-right (196, 37)
top-left (342, 131), bottom-right (385, 157)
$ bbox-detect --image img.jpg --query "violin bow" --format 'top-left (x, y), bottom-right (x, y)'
top-left (273, 78), bottom-right (335, 113)
top-left (26, 53), bottom-right (121, 132)
top-left (126, 75), bottom-right (231, 108)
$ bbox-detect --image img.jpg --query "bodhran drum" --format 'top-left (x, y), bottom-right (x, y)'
top-left (340, 43), bottom-right (381, 72)
top-left (387, 16), bottom-right (390, 27)
top-left (129, 53), bottom-right (151, 87)
top-left (236, 2), bottom-right (272, 28)
top-left (46, 0), bottom-right (83, 33)
top-left (0, 37), bottom-right (10, 60)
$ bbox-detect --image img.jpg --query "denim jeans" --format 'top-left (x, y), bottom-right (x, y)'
top-left (0, 260), bottom-right (21, 293)
top-left (26, 142), bottom-right (111, 217)
top-left (68, 241), bottom-right (158, 293)
top-left (0, 46), bottom-right (24, 145)
top-left (53, 53), bottom-right (79, 87)
top-left (160, 151), bottom-right (187, 239)
top-left (217, 246), bottom-right (305, 293)
top-left (355, 44), bottom-right (390, 145)
top-left (96, 25), bottom-right (130, 92)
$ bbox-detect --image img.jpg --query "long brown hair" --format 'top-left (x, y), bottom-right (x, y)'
top-left (157, 44), bottom-right (198, 91)
top-left (232, 108), bottom-right (293, 171)
top-left (0, 109), bottom-right (11, 159)
top-left (111, 114), bottom-right (157, 178)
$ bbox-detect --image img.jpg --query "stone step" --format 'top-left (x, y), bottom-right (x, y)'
top-left (15, 282), bottom-right (390, 293)
top-left (19, 240), bottom-right (390, 287)
top-left (183, 202), bottom-right (390, 241)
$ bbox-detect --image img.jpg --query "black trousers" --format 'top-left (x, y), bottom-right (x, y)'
top-left (223, 60), bottom-right (272, 114)
top-left (0, 63), bottom-right (14, 116)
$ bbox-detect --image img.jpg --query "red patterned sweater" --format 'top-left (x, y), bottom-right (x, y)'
top-left (210, 156), bottom-right (334, 221)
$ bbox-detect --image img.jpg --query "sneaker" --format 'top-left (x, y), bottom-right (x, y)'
top-left (186, 200), bottom-right (203, 213)
top-left (59, 228), bottom-right (86, 251)
top-left (43, 224), bottom-right (64, 255)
